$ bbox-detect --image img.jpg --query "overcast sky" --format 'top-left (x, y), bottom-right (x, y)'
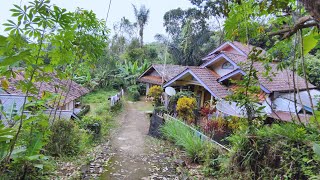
top-left (0, 0), bottom-right (193, 43)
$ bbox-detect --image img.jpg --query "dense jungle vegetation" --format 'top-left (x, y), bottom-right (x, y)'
top-left (0, 0), bottom-right (319, 179)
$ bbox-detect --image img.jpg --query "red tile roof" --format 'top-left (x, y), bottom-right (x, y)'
top-left (229, 85), bottom-right (267, 102)
top-left (139, 64), bottom-right (187, 84)
top-left (161, 41), bottom-right (316, 100)
top-left (215, 53), bottom-right (316, 93)
top-left (222, 52), bottom-right (248, 64)
top-left (139, 75), bottom-right (163, 85)
top-left (3, 70), bottom-right (89, 105)
top-left (152, 64), bottom-right (187, 81)
top-left (232, 41), bottom-right (266, 55)
top-left (254, 62), bottom-right (316, 92)
top-left (188, 67), bottom-right (229, 98)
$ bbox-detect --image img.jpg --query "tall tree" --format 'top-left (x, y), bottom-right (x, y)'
top-left (132, 4), bottom-right (150, 47)
top-left (158, 8), bottom-right (216, 65)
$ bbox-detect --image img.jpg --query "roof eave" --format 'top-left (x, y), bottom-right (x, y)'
top-left (164, 68), bottom-right (220, 99)
top-left (200, 53), bottom-right (239, 68)
top-left (202, 41), bottom-right (247, 60)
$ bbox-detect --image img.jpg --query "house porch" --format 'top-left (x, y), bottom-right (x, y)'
top-left (170, 84), bottom-right (216, 108)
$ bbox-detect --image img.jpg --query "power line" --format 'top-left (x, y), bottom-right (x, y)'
top-left (106, 0), bottom-right (112, 23)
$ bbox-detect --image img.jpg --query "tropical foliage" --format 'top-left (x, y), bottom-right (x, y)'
top-left (147, 85), bottom-right (163, 106)
top-left (0, 0), bottom-right (320, 178)
top-left (0, 0), bottom-right (111, 178)
top-left (176, 96), bottom-right (197, 123)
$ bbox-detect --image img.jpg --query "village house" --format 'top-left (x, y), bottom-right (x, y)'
top-left (138, 64), bottom-right (186, 94)
top-left (138, 41), bottom-right (320, 123)
top-left (0, 70), bottom-right (89, 126)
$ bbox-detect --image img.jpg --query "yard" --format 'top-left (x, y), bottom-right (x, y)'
top-left (82, 89), bottom-right (117, 115)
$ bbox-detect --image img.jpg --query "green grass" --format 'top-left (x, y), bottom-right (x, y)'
top-left (82, 89), bottom-right (118, 116)
top-left (79, 89), bottom-right (123, 140)
top-left (82, 89), bottom-right (117, 104)
top-left (136, 101), bottom-right (154, 112)
top-left (161, 119), bottom-right (205, 162)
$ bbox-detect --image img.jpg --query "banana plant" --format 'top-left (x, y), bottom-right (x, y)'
top-left (0, 124), bottom-right (15, 162)
top-left (117, 60), bottom-right (150, 86)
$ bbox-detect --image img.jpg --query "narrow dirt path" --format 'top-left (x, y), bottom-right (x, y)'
top-left (100, 101), bottom-right (180, 179)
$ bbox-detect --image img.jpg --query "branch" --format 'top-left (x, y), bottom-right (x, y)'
top-left (268, 16), bottom-right (318, 39)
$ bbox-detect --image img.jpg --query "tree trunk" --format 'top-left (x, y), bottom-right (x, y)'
top-left (299, 0), bottom-right (320, 22)
top-left (139, 28), bottom-right (144, 47)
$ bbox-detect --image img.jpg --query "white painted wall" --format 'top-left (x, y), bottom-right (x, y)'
top-left (66, 100), bottom-right (74, 110)
top-left (209, 58), bottom-right (235, 77)
top-left (146, 83), bottom-right (150, 95)
top-left (60, 100), bottom-right (74, 111)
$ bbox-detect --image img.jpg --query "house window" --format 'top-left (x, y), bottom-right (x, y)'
top-left (222, 62), bottom-right (234, 69)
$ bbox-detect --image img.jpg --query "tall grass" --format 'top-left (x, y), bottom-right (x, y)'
top-left (161, 119), bottom-right (205, 161)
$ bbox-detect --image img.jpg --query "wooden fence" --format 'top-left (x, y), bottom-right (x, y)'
top-left (109, 89), bottom-right (124, 107)
top-left (163, 114), bottom-right (231, 152)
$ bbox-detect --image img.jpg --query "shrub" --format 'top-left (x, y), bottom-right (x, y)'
top-left (94, 103), bottom-right (109, 116)
top-left (147, 85), bottom-right (163, 106)
top-left (0, 115), bottom-right (54, 179)
top-left (46, 119), bottom-right (90, 157)
top-left (130, 91), bottom-right (140, 101)
top-left (168, 91), bottom-right (195, 113)
top-left (211, 116), bottom-right (227, 133)
top-left (204, 120), bottom-right (216, 137)
top-left (227, 123), bottom-right (320, 179)
top-left (200, 103), bottom-right (214, 117)
top-left (77, 115), bottom-right (102, 139)
top-left (77, 105), bottom-right (90, 118)
top-left (226, 116), bottom-right (247, 132)
top-left (110, 78), bottom-right (125, 90)
top-left (127, 85), bottom-right (140, 101)
top-left (176, 96), bottom-right (197, 123)
top-left (199, 143), bottom-right (224, 176)
top-left (154, 106), bottom-right (168, 114)
top-left (4, 157), bottom-right (55, 180)
top-left (137, 83), bottom-right (146, 96)
top-left (161, 119), bottom-right (205, 162)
